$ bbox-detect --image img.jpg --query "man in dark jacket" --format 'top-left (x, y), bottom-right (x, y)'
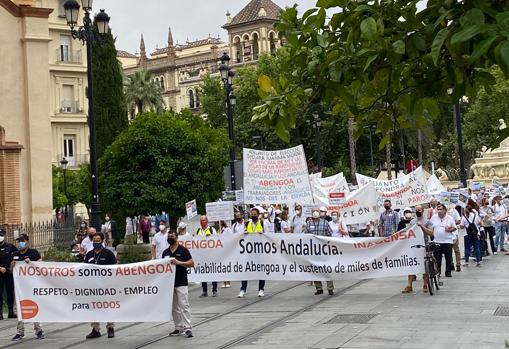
top-left (0, 229), bottom-right (17, 319)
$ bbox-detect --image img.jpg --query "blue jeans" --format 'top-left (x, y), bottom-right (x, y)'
top-left (240, 280), bottom-right (265, 292)
top-left (494, 222), bottom-right (508, 250)
top-left (464, 235), bottom-right (481, 263)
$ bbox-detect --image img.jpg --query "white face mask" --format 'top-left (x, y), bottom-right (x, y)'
top-left (159, 225), bottom-right (166, 231)
top-left (331, 215), bottom-right (338, 222)
top-left (404, 213), bottom-right (412, 220)
top-left (312, 211), bottom-right (320, 219)
top-left (105, 216), bottom-right (110, 221)
top-left (0, 236), bottom-right (4, 243)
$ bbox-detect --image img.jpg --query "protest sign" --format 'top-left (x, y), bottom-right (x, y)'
top-left (426, 174), bottom-right (446, 196)
top-left (243, 145), bottom-right (313, 204)
top-left (235, 190), bottom-right (244, 205)
top-left (450, 192), bottom-right (459, 204)
top-left (356, 167), bottom-right (430, 209)
top-left (439, 192), bottom-right (451, 206)
top-left (329, 192), bottom-right (346, 206)
top-left (206, 201), bottom-right (234, 222)
top-left (13, 259), bottom-right (175, 323)
top-left (186, 200), bottom-right (197, 219)
top-left (339, 182), bottom-right (379, 225)
top-left (183, 225), bottom-right (425, 282)
top-left (311, 173), bottom-right (350, 206)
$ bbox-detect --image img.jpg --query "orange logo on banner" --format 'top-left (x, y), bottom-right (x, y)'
top-left (20, 299), bottom-right (39, 320)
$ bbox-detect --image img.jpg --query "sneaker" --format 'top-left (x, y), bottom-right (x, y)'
top-left (220, 284), bottom-right (227, 288)
top-left (501, 248), bottom-right (507, 252)
top-left (328, 290), bottom-right (334, 296)
top-left (445, 272), bottom-right (452, 277)
top-left (11, 334), bottom-right (24, 341)
top-left (314, 290), bottom-right (324, 295)
top-left (86, 329), bottom-right (101, 339)
top-left (199, 292), bottom-right (208, 298)
top-left (212, 291), bottom-right (217, 297)
top-left (36, 330), bottom-right (45, 340)
top-left (8, 313), bottom-right (17, 319)
top-left (463, 262), bottom-right (469, 267)
top-left (225, 284), bottom-right (231, 288)
top-left (476, 262), bottom-right (481, 267)
top-left (184, 330), bottom-right (193, 338)
top-left (258, 290), bottom-right (264, 297)
top-left (494, 251), bottom-right (498, 255)
top-left (237, 290), bottom-right (246, 298)
top-left (107, 328), bottom-right (114, 338)
top-left (169, 329), bottom-right (181, 336)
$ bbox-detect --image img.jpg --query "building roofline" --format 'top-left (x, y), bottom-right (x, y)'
top-left (0, 0), bottom-right (53, 18)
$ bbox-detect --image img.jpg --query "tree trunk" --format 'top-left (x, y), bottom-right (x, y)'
top-left (137, 101), bottom-right (143, 115)
top-left (347, 117), bottom-right (357, 183)
top-left (386, 134), bottom-right (392, 180)
top-left (417, 129), bottom-right (423, 166)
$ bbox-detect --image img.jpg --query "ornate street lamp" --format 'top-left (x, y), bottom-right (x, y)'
top-left (60, 157), bottom-right (69, 219)
top-left (63, 0), bottom-right (110, 230)
top-left (219, 52), bottom-right (237, 191)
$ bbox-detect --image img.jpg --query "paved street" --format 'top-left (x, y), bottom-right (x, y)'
top-left (1, 252), bottom-right (508, 349)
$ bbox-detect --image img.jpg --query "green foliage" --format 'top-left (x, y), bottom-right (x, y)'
top-left (43, 247), bottom-right (81, 262)
top-left (98, 110), bottom-right (229, 219)
top-left (52, 164), bottom-right (92, 211)
top-left (124, 71), bottom-right (164, 117)
top-left (91, 22), bottom-right (128, 159)
top-left (117, 243), bottom-right (150, 264)
top-left (253, 0), bottom-right (509, 150)
top-left (199, 74), bottom-right (226, 128)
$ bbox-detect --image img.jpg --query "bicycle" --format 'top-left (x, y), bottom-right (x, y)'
top-left (411, 242), bottom-right (442, 296)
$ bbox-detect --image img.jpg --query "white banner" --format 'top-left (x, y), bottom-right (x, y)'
top-left (206, 201), bottom-right (234, 222)
top-left (356, 167), bottom-right (430, 209)
top-left (339, 182), bottom-right (379, 225)
top-left (243, 145), bottom-right (313, 204)
top-left (311, 173), bottom-right (350, 206)
top-left (183, 226), bottom-right (425, 282)
top-left (426, 174), bottom-right (446, 196)
top-left (13, 259), bottom-right (175, 323)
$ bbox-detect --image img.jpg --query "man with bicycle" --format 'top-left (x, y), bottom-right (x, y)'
top-left (429, 203), bottom-right (457, 278)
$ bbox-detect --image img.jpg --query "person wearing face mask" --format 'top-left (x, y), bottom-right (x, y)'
top-left (11, 234), bottom-right (44, 341)
top-left (447, 204), bottom-right (462, 271)
top-left (162, 231), bottom-right (194, 338)
top-left (196, 216), bottom-right (218, 297)
top-left (329, 211), bottom-right (348, 238)
top-left (79, 227), bottom-right (97, 258)
top-left (480, 197), bottom-right (496, 256)
top-left (379, 200), bottom-right (400, 237)
top-left (101, 213), bottom-right (118, 247)
top-left (397, 208), bottom-right (414, 231)
top-left (306, 208), bottom-right (334, 295)
top-left (0, 229), bottom-right (17, 320)
top-left (280, 211), bottom-right (291, 233)
top-left (493, 195), bottom-right (508, 253)
top-left (177, 221), bottom-right (190, 236)
top-left (151, 220), bottom-right (169, 260)
top-left (263, 207), bottom-right (275, 234)
top-left (232, 212), bottom-right (245, 234)
top-left (291, 204), bottom-right (306, 234)
top-left (84, 232), bottom-right (117, 339)
top-left (239, 207), bottom-right (266, 298)
top-left (319, 206), bottom-right (331, 222)
top-left (429, 203), bottom-right (457, 277)
top-left (426, 198), bottom-right (438, 219)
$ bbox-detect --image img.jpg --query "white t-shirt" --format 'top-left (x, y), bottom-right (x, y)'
top-left (494, 203), bottom-right (508, 222)
top-left (264, 220), bottom-right (275, 234)
top-left (460, 212), bottom-right (481, 237)
top-left (448, 208), bottom-right (461, 239)
top-left (232, 221), bottom-right (245, 234)
top-left (290, 215), bottom-right (305, 234)
top-left (329, 220), bottom-right (348, 238)
top-left (281, 220), bottom-right (291, 233)
top-left (429, 214), bottom-right (457, 244)
top-left (221, 227), bottom-right (233, 234)
top-left (80, 236), bottom-right (94, 254)
top-left (151, 231), bottom-right (169, 259)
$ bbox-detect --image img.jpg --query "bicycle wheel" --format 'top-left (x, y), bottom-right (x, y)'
top-left (424, 260), bottom-right (434, 296)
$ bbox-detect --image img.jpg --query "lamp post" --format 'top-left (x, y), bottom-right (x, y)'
top-left (219, 52), bottom-right (237, 191)
top-left (313, 112), bottom-right (322, 169)
top-left (448, 88), bottom-right (468, 188)
top-left (60, 157), bottom-right (69, 219)
top-left (63, 0), bottom-right (110, 230)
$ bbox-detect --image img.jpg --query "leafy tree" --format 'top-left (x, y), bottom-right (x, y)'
top-left (124, 71), bottom-right (164, 117)
top-left (52, 164), bottom-right (92, 213)
top-left (254, 0), bottom-right (509, 150)
top-left (92, 21), bottom-right (128, 159)
top-left (199, 74), bottom-right (226, 128)
top-left (98, 110), bottom-right (229, 221)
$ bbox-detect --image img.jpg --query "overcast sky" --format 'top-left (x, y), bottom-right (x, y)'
top-left (93, 0), bottom-right (317, 54)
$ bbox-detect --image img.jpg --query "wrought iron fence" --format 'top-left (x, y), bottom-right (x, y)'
top-left (0, 219), bottom-right (79, 252)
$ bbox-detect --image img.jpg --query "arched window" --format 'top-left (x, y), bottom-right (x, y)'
top-left (233, 36), bottom-right (242, 63)
top-left (269, 32), bottom-right (277, 55)
top-left (243, 34), bottom-right (251, 61)
top-left (160, 77), bottom-right (165, 90)
top-left (252, 32), bottom-right (260, 60)
top-left (189, 89), bottom-right (195, 109)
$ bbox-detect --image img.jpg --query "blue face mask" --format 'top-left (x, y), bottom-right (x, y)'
top-left (93, 242), bottom-right (103, 250)
top-left (18, 242), bottom-right (26, 249)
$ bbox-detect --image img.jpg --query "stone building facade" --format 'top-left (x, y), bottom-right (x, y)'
top-left (119, 0), bottom-right (282, 113)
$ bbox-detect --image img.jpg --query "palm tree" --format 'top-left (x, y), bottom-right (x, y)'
top-left (124, 71), bottom-right (164, 117)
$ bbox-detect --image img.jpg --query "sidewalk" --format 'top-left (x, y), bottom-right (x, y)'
top-left (1, 252), bottom-right (508, 349)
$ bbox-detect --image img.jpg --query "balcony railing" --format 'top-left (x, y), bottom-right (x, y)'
top-left (56, 154), bottom-right (89, 168)
top-left (56, 49), bottom-right (82, 64)
top-left (61, 100), bottom-right (80, 113)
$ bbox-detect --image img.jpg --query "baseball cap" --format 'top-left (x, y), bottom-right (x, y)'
top-left (178, 222), bottom-right (187, 230)
top-left (403, 207), bottom-right (412, 213)
top-left (319, 206), bottom-right (327, 212)
top-left (16, 233), bottom-right (29, 242)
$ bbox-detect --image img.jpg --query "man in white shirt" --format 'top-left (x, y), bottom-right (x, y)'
top-left (493, 195), bottom-right (508, 253)
top-left (79, 227), bottom-right (96, 257)
top-left (429, 203), bottom-right (457, 277)
top-left (290, 204), bottom-right (306, 234)
top-left (151, 220), bottom-right (169, 259)
top-left (448, 205), bottom-right (462, 272)
top-left (329, 211), bottom-right (348, 238)
top-left (232, 212), bottom-right (245, 234)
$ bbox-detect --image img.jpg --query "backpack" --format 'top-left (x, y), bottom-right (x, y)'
top-left (464, 214), bottom-right (479, 239)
